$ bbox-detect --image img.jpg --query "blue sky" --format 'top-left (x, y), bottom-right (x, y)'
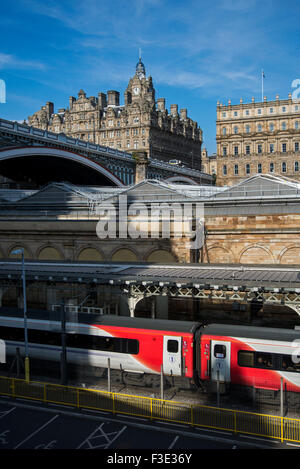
top-left (0, 0), bottom-right (299, 154)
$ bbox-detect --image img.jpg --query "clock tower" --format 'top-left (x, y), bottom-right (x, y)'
top-left (124, 56), bottom-right (155, 107)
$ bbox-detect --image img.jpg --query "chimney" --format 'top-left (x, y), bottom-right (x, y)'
top-left (157, 98), bottom-right (165, 111)
top-left (180, 108), bottom-right (187, 120)
top-left (46, 102), bottom-right (54, 118)
top-left (107, 90), bottom-right (120, 106)
top-left (98, 92), bottom-right (107, 109)
top-left (170, 104), bottom-right (178, 117)
top-left (69, 96), bottom-right (76, 110)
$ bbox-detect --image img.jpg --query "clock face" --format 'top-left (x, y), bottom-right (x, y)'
top-left (133, 87), bottom-right (140, 95)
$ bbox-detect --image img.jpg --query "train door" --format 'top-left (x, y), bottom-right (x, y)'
top-left (163, 336), bottom-right (182, 376)
top-left (211, 340), bottom-right (231, 382)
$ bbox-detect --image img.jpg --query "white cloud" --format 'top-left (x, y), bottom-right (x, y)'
top-left (0, 53), bottom-right (46, 71)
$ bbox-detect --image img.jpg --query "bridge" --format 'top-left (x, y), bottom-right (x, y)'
top-left (1, 260), bottom-right (300, 317)
top-left (0, 118), bottom-right (212, 187)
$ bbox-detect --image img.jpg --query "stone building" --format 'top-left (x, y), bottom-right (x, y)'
top-left (28, 58), bottom-right (203, 170)
top-left (1, 173), bottom-right (300, 266)
top-left (216, 94), bottom-right (300, 186)
top-left (201, 148), bottom-right (217, 180)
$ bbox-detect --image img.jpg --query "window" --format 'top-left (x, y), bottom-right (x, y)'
top-left (269, 107), bottom-right (274, 114)
top-left (282, 162), bottom-right (287, 172)
top-left (255, 352), bottom-right (273, 368)
top-left (234, 111), bottom-right (238, 117)
top-left (295, 142), bottom-right (299, 152)
top-left (167, 340), bottom-right (179, 353)
top-left (281, 355), bottom-right (300, 372)
top-left (238, 351), bottom-right (254, 367)
top-left (257, 144), bottom-right (262, 154)
top-left (282, 106), bottom-right (286, 112)
top-left (214, 344), bottom-right (226, 359)
top-left (257, 109), bottom-right (262, 115)
top-left (222, 147), bottom-right (227, 156)
top-left (233, 125), bottom-right (239, 134)
top-left (295, 121), bottom-right (299, 130)
top-left (282, 143), bottom-right (287, 153)
top-left (295, 105), bottom-right (299, 112)
top-left (223, 165), bottom-right (227, 175)
top-left (257, 124), bottom-right (262, 132)
top-left (238, 350), bottom-right (300, 372)
top-left (269, 123), bottom-right (274, 131)
top-left (234, 146), bottom-right (239, 155)
top-left (295, 161), bottom-right (299, 172)
top-left (245, 145), bottom-right (250, 155)
top-left (282, 122), bottom-right (286, 131)
top-left (245, 110), bottom-right (250, 116)
top-left (269, 143), bottom-right (274, 153)
top-left (245, 125), bottom-right (250, 134)
top-left (222, 112), bottom-right (226, 118)
top-left (234, 164), bottom-right (239, 175)
top-left (270, 162), bottom-right (274, 172)
top-left (246, 163), bottom-right (250, 174)
top-left (0, 326), bottom-right (139, 354)
top-left (222, 127), bottom-right (226, 135)
top-left (258, 163), bottom-right (262, 173)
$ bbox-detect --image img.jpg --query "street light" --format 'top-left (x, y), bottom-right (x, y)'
top-left (11, 248), bottom-right (30, 382)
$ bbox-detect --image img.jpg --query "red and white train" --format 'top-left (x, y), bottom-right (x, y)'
top-left (0, 312), bottom-right (300, 393)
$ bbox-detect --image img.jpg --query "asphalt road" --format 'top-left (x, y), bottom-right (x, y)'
top-left (0, 395), bottom-right (287, 456)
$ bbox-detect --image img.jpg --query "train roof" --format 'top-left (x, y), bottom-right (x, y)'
top-left (203, 323), bottom-right (300, 343)
top-left (0, 309), bottom-right (201, 334)
top-left (81, 314), bottom-right (201, 334)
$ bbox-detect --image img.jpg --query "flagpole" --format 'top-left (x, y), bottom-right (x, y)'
top-left (261, 70), bottom-right (264, 102)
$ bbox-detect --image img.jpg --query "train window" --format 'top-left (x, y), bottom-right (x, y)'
top-left (123, 339), bottom-right (139, 355)
top-left (238, 351), bottom-right (254, 367)
top-left (214, 344), bottom-right (226, 358)
top-left (255, 352), bottom-right (273, 368)
top-left (167, 340), bottom-right (179, 353)
top-left (281, 355), bottom-right (300, 373)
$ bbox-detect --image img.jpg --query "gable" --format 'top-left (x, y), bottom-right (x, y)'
top-left (215, 174), bottom-right (300, 199)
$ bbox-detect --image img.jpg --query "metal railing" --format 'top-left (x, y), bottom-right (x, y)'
top-left (0, 375), bottom-right (300, 443)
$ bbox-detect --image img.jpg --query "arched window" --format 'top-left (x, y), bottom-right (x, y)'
top-left (223, 165), bottom-right (227, 175)
top-left (282, 162), bottom-right (287, 173)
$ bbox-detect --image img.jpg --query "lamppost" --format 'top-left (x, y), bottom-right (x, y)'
top-left (12, 248), bottom-right (30, 382)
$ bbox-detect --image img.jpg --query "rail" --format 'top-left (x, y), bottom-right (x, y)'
top-left (0, 375), bottom-right (300, 443)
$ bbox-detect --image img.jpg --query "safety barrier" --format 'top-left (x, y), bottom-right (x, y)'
top-left (0, 375), bottom-right (300, 443)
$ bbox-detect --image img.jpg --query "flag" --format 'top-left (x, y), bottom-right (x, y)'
top-left (262, 70), bottom-right (265, 78)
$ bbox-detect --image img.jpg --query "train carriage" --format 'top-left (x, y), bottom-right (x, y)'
top-left (1, 310), bottom-right (300, 396)
top-left (199, 324), bottom-right (300, 393)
